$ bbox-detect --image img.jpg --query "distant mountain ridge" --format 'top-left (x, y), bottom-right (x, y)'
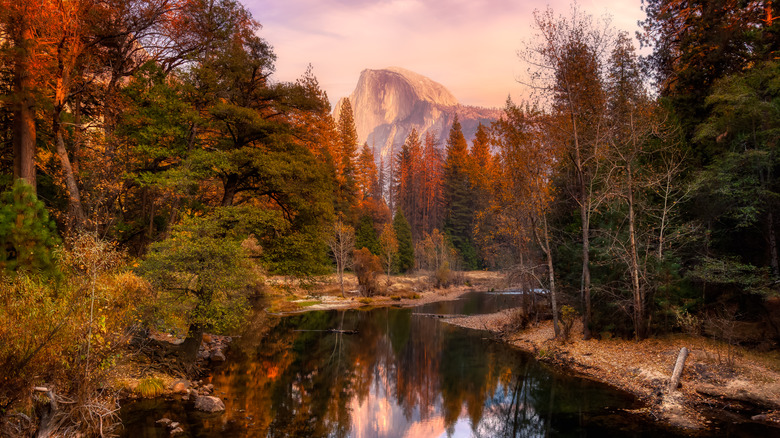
top-left (335, 67), bottom-right (502, 162)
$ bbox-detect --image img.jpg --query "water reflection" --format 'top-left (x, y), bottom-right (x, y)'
top-left (122, 305), bottom-right (672, 438)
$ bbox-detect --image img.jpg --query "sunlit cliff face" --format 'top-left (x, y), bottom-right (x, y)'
top-left (334, 68), bottom-right (502, 163)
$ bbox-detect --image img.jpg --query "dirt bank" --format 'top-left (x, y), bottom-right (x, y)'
top-left (265, 270), bottom-right (504, 313)
top-left (445, 310), bottom-right (780, 433)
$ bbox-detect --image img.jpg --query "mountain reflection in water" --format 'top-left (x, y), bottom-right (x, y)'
top-left (122, 302), bottom-right (682, 437)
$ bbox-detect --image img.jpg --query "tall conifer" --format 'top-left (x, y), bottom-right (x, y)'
top-left (442, 116), bottom-right (478, 269)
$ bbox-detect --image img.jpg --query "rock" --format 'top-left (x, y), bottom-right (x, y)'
top-left (204, 384), bottom-right (214, 392)
top-left (194, 395), bottom-right (225, 413)
top-left (210, 349), bottom-right (226, 362)
top-left (170, 426), bottom-right (184, 435)
top-left (334, 67), bottom-right (501, 164)
top-left (171, 379), bottom-right (190, 394)
top-left (168, 422), bottom-right (180, 429)
top-left (752, 414), bottom-right (769, 422)
top-left (197, 349), bottom-right (210, 360)
top-left (156, 418), bottom-right (172, 427)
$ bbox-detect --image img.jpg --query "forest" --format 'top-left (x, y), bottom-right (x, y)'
top-left (0, 0), bottom-right (779, 436)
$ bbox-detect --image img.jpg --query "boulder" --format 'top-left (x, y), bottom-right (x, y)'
top-left (194, 395), bottom-right (225, 413)
top-left (170, 379), bottom-right (190, 394)
top-left (210, 349), bottom-right (226, 362)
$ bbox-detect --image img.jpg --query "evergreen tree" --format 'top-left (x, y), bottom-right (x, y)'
top-left (442, 116), bottom-right (478, 269)
top-left (0, 180), bottom-right (60, 276)
top-left (355, 214), bottom-right (380, 255)
top-left (356, 142), bottom-right (378, 201)
top-left (395, 129), bottom-right (423, 238)
top-left (420, 131), bottom-right (444, 235)
top-left (393, 210), bottom-right (414, 272)
top-left (336, 98), bottom-right (359, 214)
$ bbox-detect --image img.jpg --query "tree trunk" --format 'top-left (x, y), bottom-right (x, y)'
top-left (580, 192), bottom-right (592, 340)
top-left (221, 175), bottom-right (238, 206)
top-left (33, 387), bottom-right (58, 438)
top-left (532, 215), bottom-right (560, 337)
top-left (179, 324), bottom-right (204, 363)
top-left (543, 216), bottom-right (560, 337)
top-left (570, 109), bottom-right (592, 340)
top-left (768, 211), bottom-right (779, 278)
top-left (12, 21), bottom-right (37, 191)
top-left (54, 126), bottom-right (87, 227)
top-left (627, 169), bottom-right (645, 339)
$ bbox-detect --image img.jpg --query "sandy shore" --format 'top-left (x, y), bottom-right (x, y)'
top-left (445, 309), bottom-right (780, 432)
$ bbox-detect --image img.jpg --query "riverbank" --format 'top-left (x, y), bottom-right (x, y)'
top-left (445, 309), bottom-right (780, 433)
top-left (107, 271), bottom-right (503, 403)
top-left (263, 270), bottom-right (504, 313)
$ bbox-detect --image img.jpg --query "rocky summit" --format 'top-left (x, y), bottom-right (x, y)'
top-left (334, 67), bottom-right (502, 161)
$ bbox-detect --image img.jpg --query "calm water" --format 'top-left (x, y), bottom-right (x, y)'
top-left (120, 292), bottom-right (775, 437)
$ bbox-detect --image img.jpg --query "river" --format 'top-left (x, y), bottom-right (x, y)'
top-left (120, 292), bottom-right (771, 437)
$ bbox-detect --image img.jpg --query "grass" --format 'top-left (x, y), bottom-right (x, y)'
top-left (136, 377), bottom-right (165, 398)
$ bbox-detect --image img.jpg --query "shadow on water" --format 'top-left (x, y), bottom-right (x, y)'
top-left (120, 293), bottom-right (774, 437)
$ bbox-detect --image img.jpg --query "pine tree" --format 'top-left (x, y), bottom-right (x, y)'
top-left (355, 214), bottom-right (380, 255)
top-left (336, 98), bottom-right (359, 215)
top-left (394, 129), bottom-right (423, 238)
top-left (393, 210), bottom-right (414, 272)
top-left (0, 180), bottom-right (60, 275)
top-left (442, 116), bottom-right (478, 269)
top-left (420, 131), bottom-right (444, 235)
top-left (356, 142), bottom-right (378, 201)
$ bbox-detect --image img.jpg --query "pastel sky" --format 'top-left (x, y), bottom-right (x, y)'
top-left (244, 0), bottom-right (646, 109)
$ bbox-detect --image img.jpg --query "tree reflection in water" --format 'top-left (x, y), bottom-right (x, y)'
top-left (121, 305), bottom-right (658, 438)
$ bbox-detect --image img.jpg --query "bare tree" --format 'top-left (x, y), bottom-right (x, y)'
top-left (328, 217), bottom-right (355, 297)
top-left (521, 5), bottom-right (613, 339)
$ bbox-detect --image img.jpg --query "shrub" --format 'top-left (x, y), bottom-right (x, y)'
top-left (353, 248), bottom-right (382, 297)
top-left (560, 305), bottom-right (578, 341)
top-left (434, 262), bottom-right (452, 288)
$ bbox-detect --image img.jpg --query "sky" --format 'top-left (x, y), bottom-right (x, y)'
top-left (244, 0), bottom-right (647, 109)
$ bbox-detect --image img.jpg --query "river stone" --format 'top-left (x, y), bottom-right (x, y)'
top-left (194, 395), bottom-right (225, 413)
top-left (210, 349), bottom-right (226, 362)
top-left (171, 379), bottom-right (190, 394)
top-left (170, 426), bottom-right (184, 436)
top-left (156, 418), bottom-right (172, 426)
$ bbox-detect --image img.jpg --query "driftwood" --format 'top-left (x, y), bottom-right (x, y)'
top-left (411, 313), bottom-right (465, 319)
top-left (293, 329), bottom-right (359, 334)
top-left (667, 347), bottom-right (689, 393)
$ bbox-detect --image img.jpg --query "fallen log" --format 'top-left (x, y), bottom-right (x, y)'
top-left (667, 347), bottom-right (689, 393)
top-left (293, 329), bottom-right (359, 334)
top-left (695, 383), bottom-right (780, 409)
top-left (411, 313), bottom-right (465, 319)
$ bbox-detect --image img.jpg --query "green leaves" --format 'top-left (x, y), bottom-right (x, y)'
top-left (137, 214), bottom-right (253, 333)
top-left (0, 180), bottom-right (60, 276)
